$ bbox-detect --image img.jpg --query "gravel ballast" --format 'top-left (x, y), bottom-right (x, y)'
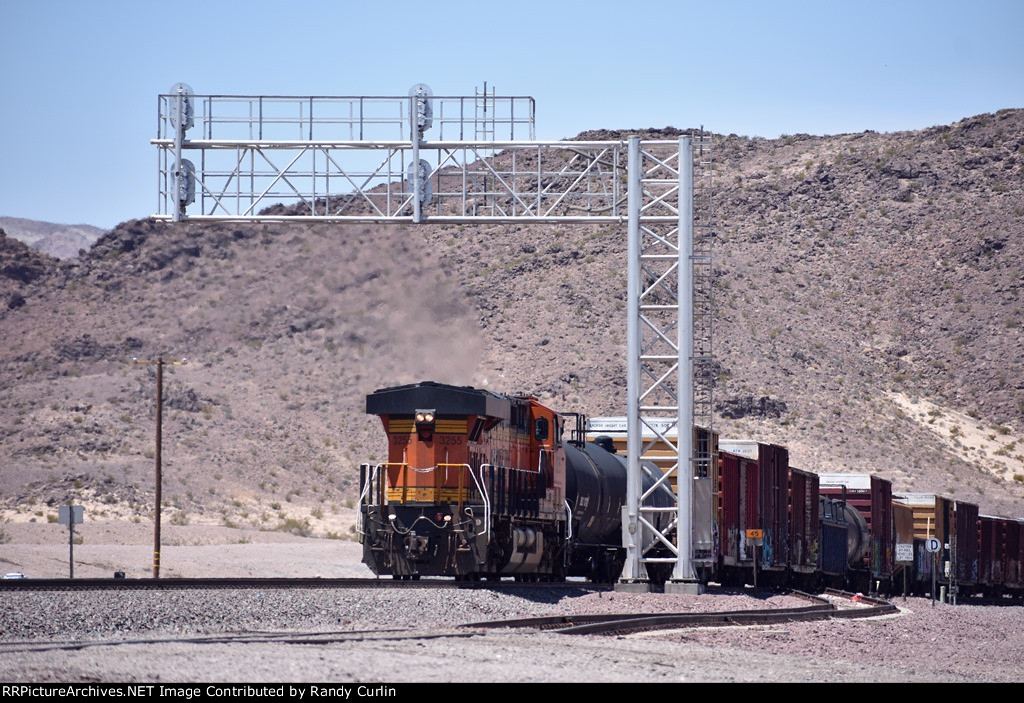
top-left (2, 538), bottom-right (1023, 682)
top-left (2, 586), bottom-right (1022, 682)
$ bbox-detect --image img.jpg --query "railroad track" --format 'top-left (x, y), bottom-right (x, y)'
top-left (0, 576), bottom-right (611, 593)
top-left (463, 589), bottom-right (900, 636)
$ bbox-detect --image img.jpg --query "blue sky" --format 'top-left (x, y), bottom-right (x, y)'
top-left (1, 0), bottom-right (1021, 230)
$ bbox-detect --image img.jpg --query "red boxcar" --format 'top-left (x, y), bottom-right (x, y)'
top-left (758, 443), bottom-right (790, 572)
top-left (789, 468), bottom-right (820, 574)
top-left (718, 449), bottom-right (759, 572)
top-left (1009, 520), bottom-right (1024, 592)
top-left (954, 500), bottom-right (979, 593)
top-left (978, 515), bottom-right (1002, 590)
top-left (983, 514), bottom-right (1019, 594)
top-left (871, 476), bottom-right (894, 582)
top-left (719, 440), bottom-right (790, 575)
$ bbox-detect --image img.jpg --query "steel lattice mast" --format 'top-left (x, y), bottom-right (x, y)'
top-left (153, 83), bottom-right (712, 588)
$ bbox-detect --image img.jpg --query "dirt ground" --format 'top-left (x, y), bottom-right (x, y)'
top-left (0, 521), bottom-right (369, 579)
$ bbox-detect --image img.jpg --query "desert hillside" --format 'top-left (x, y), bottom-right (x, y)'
top-left (0, 217), bottom-right (105, 260)
top-left (1, 108), bottom-right (1022, 540)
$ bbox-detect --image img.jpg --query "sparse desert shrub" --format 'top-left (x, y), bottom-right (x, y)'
top-left (275, 517), bottom-right (312, 537)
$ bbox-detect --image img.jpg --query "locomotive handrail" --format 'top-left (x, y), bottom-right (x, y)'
top-left (437, 463), bottom-right (491, 539)
top-left (364, 460), bottom-right (492, 539)
top-left (356, 463), bottom-right (373, 538)
top-left (356, 462), bottom-right (393, 536)
top-left (475, 464), bottom-right (496, 541)
top-left (374, 461), bottom-right (414, 504)
top-left (358, 463), bottom-right (373, 505)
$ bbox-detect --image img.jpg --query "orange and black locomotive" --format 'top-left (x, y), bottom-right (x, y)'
top-left (357, 381), bottom-right (675, 582)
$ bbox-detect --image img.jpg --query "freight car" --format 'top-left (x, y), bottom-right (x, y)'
top-left (708, 443), bottom-right (1016, 600)
top-left (713, 453), bottom-right (1023, 600)
top-left (820, 474), bottom-right (894, 593)
top-left (357, 384), bottom-right (1023, 598)
top-left (715, 440), bottom-right (851, 592)
top-left (357, 381), bottom-right (677, 583)
top-left (892, 493), bottom-right (981, 599)
top-left (978, 515), bottom-right (1024, 596)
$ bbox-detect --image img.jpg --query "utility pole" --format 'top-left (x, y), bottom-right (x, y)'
top-left (134, 356), bottom-right (187, 578)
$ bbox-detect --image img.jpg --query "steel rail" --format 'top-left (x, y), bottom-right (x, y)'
top-left (462, 589), bottom-right (900, 636)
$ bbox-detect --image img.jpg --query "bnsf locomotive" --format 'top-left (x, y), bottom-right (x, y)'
top-left (358, 381), bottom-right (675, 582)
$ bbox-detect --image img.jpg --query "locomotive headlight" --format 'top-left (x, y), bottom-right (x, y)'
top-left (415, 408), bottom-right (436, 440)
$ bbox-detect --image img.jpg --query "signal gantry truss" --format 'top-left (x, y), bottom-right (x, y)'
top-left (152, 83), bottom-right (713, 587)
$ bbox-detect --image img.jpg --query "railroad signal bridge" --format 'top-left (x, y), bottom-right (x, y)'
top-left (152, 82), bottom-right (714, 588)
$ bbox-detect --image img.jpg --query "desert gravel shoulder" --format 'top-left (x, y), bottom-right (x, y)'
top-left (2, 533), bottom-right (1023, 683)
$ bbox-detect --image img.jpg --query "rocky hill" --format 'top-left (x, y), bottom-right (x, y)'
top-left (0, 217), bottom-right (105, 260)
top-left (1, 108), bottom-right (1022, 536)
